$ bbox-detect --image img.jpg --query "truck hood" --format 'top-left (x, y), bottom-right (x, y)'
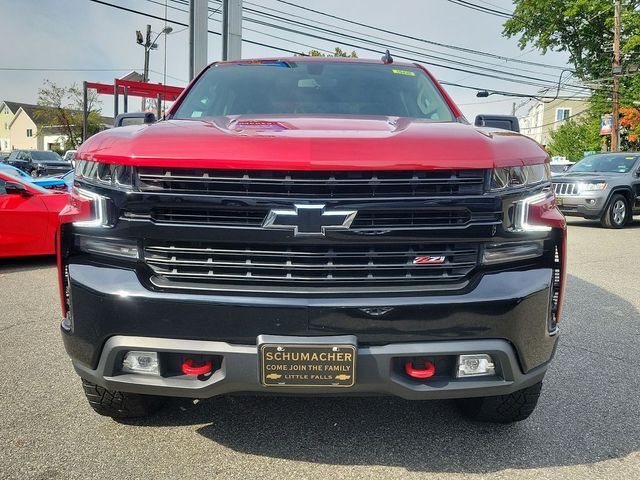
top-left (78, 116), bottom-right (547, 170)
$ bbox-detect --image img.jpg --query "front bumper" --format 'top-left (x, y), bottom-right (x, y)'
top-left (62, 262), bottom-right (559, 399)
top-left (556, 193), bottom-right (607, 218)
top-left (72, 335), bottom-right (549, 400)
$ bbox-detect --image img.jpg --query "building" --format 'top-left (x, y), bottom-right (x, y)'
top-left (0, 101), bottom-right (32, 152)
top-left (0, 100), bottom-right (112, 152)
top-left (518, 98), bottom-right (590, 147)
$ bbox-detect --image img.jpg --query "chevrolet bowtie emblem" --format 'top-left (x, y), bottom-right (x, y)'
top-left (262, 204), bottom-right (357, 236)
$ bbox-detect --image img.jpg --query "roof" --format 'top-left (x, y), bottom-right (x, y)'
top-left (7, 105), bottom-right (60, 128)
top-left (120, 71), bottom-right (145, 82)
top-left (6, 103), bottom-right (113, 129)
top-left (2, 101), bottom-right (40, 115)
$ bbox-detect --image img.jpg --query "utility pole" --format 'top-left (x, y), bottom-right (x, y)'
top-left (189, 0), bottom-right (208, 80)
top-left (222, 0), bottom-right (243, 61)
top-left (612, 0), bottom-right (621, 151)
top-left (143, 24), bottom-right (151, 82)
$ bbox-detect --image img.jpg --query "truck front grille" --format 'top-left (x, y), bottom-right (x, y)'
top-left (136, 168), bottom-right (486, 198)
top-left (553, 183), bottom-right (578, 196)
top-left (143, 242), bottom-right (480, 289)
top-left (143, 206), bottom-right (500, 230)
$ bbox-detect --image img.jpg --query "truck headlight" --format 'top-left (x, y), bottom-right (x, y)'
top-left (72, 187), bottom-right (110, 227)
top-left (490, 164), bottom-right (550, 191)
top-left (577, 182), bottom-right (607, 193)
top-left (75, 160), bottom-right (134, 189)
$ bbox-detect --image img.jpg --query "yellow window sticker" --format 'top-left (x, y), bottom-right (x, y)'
top-left (392, 69), bottom-right (416, 76)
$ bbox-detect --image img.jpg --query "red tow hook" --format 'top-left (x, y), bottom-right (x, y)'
top-left (404, 360), bottom-right (436, 379)
top-left (182, 358), bottom-right (213, 376)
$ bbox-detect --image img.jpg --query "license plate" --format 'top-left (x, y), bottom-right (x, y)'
top-left (259, 343), bottom-right (356, 387)
top-left (556, 197), bottom-right (563, 206)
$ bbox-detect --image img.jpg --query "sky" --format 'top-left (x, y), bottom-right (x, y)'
top-left (0, 0), bottom-right (576, 121)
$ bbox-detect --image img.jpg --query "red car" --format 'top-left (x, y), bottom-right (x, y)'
top-left (0, 171), bottom-right (68, 257)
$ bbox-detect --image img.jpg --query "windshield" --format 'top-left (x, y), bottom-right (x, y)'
top-left (31, 151), bottom-right (64, 162)
top-left (569, 154), bottom-right (639, 174)
top-left (174, 61), bottom-right (455, 121)
top-left (0, 165), bottom-right (29, 178)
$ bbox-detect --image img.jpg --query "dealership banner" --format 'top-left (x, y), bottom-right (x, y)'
top-left (600, 114), bottom-right (613, 135)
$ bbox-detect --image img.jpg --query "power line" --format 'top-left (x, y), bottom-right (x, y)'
top-left (232, 2), bottom-right (568, 84)
top-left (88, 0), bottom-right (601, 100)
top-left (446, 0), bottom-right (512, 18)
top-left (160, 0), bottom-right (335, 56)
top-left (274, 0), bottom-right (572, 71)
top-left (201, 0), bottom-right (598, 94)
top-left (88, 0), bottom-right (306, 55)
top-left (239, 0), bottom-right (555, 79)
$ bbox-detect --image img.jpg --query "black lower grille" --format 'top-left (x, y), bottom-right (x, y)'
top-left (143, 242), bottom-right (480, 288)
top-left (136, 168), bottom-right (486, 198)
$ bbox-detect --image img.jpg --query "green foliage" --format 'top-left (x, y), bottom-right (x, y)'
top-left (503, 0), bottom-right (640, 81)
top-left (307, 47), bottom-right (358, 58)
top-left (35, 80), bottom-right (103, 150)
top-left (547, 117), bottom-right (602, 160)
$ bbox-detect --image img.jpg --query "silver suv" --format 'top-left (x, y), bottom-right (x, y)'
top-left (553, 153), bottom-right (640, 228)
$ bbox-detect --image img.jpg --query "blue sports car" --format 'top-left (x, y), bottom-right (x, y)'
top-left (0, 163), bottom-right (68, 190)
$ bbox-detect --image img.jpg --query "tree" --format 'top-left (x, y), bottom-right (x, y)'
top-left (503, 0), bottom-right (640, 81)
top-left (620, 107), bottom-right (640, 147)
top-left (35, 80), bottom-right (103, 150)
top-left (306, 47), bottom-right (358, 58)
top-left (504, 1), bottom-right (640, 152)
top-left (547, 117), bottom-right (602, 160)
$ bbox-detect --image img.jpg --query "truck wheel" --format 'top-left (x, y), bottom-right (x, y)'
top-left (601, 194), bottom-right (628, 229)
top-left (81, 379), bottom-right (166, 419)
top-left (455, 381), bottom-right (542, 423)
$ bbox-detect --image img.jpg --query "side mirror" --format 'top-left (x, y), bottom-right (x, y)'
top-left (475, 115), bottom-right (520, 133)
top-left (114, 112), bottom-right (156, 128)
top-left (5, 181), bottom-right (33, 197)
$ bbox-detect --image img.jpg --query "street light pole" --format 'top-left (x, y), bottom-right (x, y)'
top-left (136, 25), bottom-right (173, 110)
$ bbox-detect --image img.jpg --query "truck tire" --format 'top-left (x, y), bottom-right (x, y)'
top-left (82, 379), bottom-right (166, 419)
top-left (601, 194), bottom-right (629, 229)
top-left (455, 381), bottom-right (542, 423)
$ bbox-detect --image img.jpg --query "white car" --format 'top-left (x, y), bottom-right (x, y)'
top-left (63, 150), bottom-right (77, 167)
top-left (550, 157), bottom-right (573, 176)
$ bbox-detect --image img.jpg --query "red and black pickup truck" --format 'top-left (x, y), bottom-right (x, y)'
top-left (58, 57), bottom-right (566, 423)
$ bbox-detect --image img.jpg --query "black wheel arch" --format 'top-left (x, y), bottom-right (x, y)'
top-left (605, 187), bottom-right (633, 208)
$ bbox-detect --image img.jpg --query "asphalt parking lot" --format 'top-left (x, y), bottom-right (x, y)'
top-left (1, 219), bottom-right (639, 480)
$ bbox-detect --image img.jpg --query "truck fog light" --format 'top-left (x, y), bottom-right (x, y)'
top-left (586, 199), bottom-right (596, 205)
top-left (76, 236), bottom-right (139, 259)
top-left (456, 354), bottom-right (495, 378)
top-left (122, 351), bottom-right (159, 375)
top-left (482, 241), bottom-right (543, 265)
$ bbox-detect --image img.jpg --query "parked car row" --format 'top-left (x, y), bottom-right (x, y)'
top-left (2, 149), bottom-right (73, 177)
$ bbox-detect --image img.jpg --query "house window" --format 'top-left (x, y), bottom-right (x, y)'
top-left (26, 129), bottom-right (33, 137)
top-left (556, 108), bottom-right (571, 122)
